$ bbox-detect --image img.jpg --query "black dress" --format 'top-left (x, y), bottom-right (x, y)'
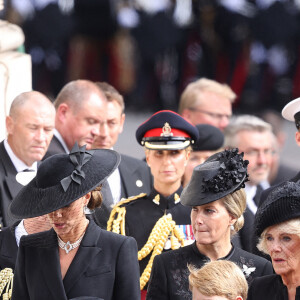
top-left (248, 274), bottom-right (300, 299)
top-left (146, 242), bottom-right (274, 300)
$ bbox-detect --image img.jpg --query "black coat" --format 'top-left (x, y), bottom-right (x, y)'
top-left (93, 154), bottom-right (153, 228)
top-left (0, 222), bottom-right (18, 270)
top-left (248, 274), bottom-right (300, 300)
top-left (0, 141), bottom-right (24, 226)
top-left (42, 135), bottom-right (67, 160)
top-left (12, 220), bottom-right (140, 300)
top-left (146, 242), bottom-right (274, 300)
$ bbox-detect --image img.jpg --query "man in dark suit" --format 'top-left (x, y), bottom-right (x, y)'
top-left (91, 82), bottom-right (152, 228)
top-left (224, 115), bottom-right (274, 252)
top-left (43, 79), bottom-right (108, 159)
top-left (0, 91), bottom-right (55, 227)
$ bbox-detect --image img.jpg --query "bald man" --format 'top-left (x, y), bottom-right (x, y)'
top-left (43, 79), bottom-right (108, 159)
top-left (0, 91), bottom-right (55, 226)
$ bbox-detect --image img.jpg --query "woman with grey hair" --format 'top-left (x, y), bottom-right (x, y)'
top-left (248, 181), bottom-right (300, 300)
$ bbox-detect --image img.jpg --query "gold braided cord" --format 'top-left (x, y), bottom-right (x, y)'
top-left (106, 195), bottom-right (187, 290)
top-left (139, 215), bottom-right (185, 290)
top-left (107, 193), bottom-right (146, 231)
top-left (0, 268), bottom-right (13, 299)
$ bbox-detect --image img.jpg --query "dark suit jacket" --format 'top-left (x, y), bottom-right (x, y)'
top-left (91, 154), bottom-right (153, 228)
top-left (0, 222), bottom-right (18, 270)
top-left (42, 135), bottom-right (67, 160)
top-left (0, 141), bottom-right (24, 226)
top-left (12, 220), bottom-right (140, 300)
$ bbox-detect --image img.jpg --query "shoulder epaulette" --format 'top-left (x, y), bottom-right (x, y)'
top-left (107, 193), bottom-right (146, 232)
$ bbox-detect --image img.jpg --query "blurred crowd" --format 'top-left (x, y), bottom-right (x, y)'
top-left (2, 0), bottom-right (300, 112)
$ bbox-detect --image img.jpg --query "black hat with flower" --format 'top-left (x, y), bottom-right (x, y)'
top-left (181, 148), bottom-right (249, 206)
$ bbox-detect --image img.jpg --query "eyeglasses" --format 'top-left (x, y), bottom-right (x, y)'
top-left (243, 149), bottom-right (274, 158)
top-left (188, 108), bottom-right (231, 121)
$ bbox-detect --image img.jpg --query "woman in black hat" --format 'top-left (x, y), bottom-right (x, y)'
top-left (107, 110), bottom-right (198, 295)
top-left (10, 144), bottom-right (140, 300)
top-left (146, 148), bottom-right (273, 300)
top-left (248, 181), bottom-right (300, 300)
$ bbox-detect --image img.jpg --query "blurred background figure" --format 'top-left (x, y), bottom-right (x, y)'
top-left (8, 0), bottom-right (73, 97)
top-left (0, 91), bottom-right (55, 227)
top-left (249, 181), bottom-right (300, 300)
top-left (178, 78), bottom-right (236, 131)
top-left (258, 109), bottom-right (297, 185)
top-left (224, 115), bottom-right (274, 252)
top-left (182, 123), bottom-right (224, 187)
top-left (189, 260), bottom-right (248, 300)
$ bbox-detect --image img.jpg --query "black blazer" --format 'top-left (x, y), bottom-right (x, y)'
top-left (93, 154), bottom-right (153, 228)
top-left (0, 222), bottom-right (18, 270)
top-left (42, 135), bottom-right (67, 160)
top-left (12, 220), bottom-right (140, 300)
top-left (0, 141), bottom-right (24, 226)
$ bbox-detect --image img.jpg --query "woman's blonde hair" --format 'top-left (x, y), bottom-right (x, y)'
top-left (189, 260), bottom-right (248, 300)
top-left (257, 218), bottom-right (300, 254)
top-left (222, 188), bottom-right (247, 235)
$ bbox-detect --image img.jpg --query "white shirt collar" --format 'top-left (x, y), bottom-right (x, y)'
top-left (15, 220), bottom-right (28, 247)
top-left (4, 139), bottom-right (37, 172)
top-left (54, 129), bottom-right (69, 153)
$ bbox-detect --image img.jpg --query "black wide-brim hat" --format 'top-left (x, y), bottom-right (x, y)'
top-left (181, 148), bottom-right (249, 207)
top-left (10, 144), bottom-right (120, 219)
top-left (255, 181), bottom-right (300, 237)
top-left (136, 110), bottom-right (199, 150)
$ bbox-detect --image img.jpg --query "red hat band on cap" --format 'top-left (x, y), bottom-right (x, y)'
top-left (143, 123), bottom-right (191, 139)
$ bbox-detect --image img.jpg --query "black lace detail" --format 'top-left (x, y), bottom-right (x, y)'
top-left (203, 148), bottom-right (249, 193)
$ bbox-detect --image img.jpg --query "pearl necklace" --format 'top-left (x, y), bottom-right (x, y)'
top-left (58, 233), bottom-right (84, 254)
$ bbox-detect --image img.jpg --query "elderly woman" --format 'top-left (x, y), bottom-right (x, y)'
top-left (146, 148), bottom-right (273, 300)
top-left (248, 181), bottom-right (300, 300)
top-left (10, 144), bottom-right (140, 300)
top-left (107, 110), bottom-right (198, 295)
top-left (189, 260), bottom-right (248, 300)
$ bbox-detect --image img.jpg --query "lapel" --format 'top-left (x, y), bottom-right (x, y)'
top-left (0, 142), bottom-right (23, 198)
top-left (63, 221), bottom-right (102, 294)
top-left (39, 230), bottom-right (68, 300)
top-left (119, 155), bottom-right (139, 199)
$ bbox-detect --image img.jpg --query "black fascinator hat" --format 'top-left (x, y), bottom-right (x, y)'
top-left (10, 143), bottom-right (120, 219)
top-left (255, 181), bottom-right (300, 237)
top-left (181, 148), bottom-right (249, 206)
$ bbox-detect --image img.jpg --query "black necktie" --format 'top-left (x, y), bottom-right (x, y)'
top-left (253, 184), bottom-right (263, 207)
